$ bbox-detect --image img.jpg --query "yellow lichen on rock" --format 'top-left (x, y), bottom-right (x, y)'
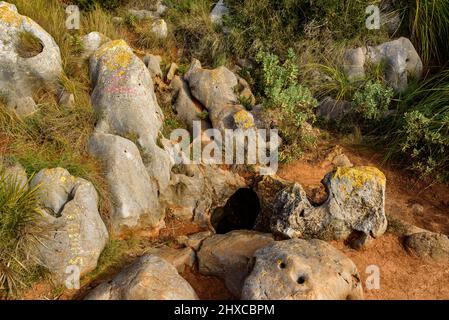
top-left (0, 3), bottom-right (24, 27)
top-left (94, 40), bottom-right (133, 76)
top-left (234, 109), bottom-right (255, 129)
top-left (333, 166), bottom-right (386, 189)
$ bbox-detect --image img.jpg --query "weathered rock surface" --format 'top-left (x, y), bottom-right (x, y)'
top-left (128, 2), bottom-right (167, 20)
top-left (143, 54), bottom-right (163, 79)
top-left (344, 37), bottom-right (422, 92)
top-left (145, 246), bottom-right (195, 273)
top-left (1, 162), bottom-right (28, 189)
top-left (0, 1), bottom-right (62, 116)
top-left (316, 97), bottom-right (352, 121)
top-left (85, 255), bottom-right (198, 300)
top-left (241, 239), bottom-right (364, 300)
top-left (88, 133), bottom-right (162, 233)
top-left (184, 59), bottom-right (253, 132)
top-left (29, 168), bottom-right (108, 282)
top-left (161, 164), bottom-right (246, 226)
top-left (404, 232), bottom-right (449, 263)
top-left (271, 166), bottom-right (387, 241)
top-left (198, 230), bottom-right (274, 297)
top-left (81, 31), bottom-right (109, 59)
top-left (210, 0), bottom-right (229, 25)
top-left (177, 231), bottom-right (213, 251)
top-left (89, 39), bottom-right (171, 192)
top-left (151, 19), bottom-right (168, 39)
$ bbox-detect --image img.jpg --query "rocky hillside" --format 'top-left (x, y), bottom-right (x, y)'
top-left (1, 0), bottom-right (448, 300)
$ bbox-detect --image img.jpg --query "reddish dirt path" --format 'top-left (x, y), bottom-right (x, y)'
top-left (278, 143), bottom-right (449, 299)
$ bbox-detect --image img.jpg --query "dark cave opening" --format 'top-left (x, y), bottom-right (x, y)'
top-left (211, 188), bottom-right (261, 234)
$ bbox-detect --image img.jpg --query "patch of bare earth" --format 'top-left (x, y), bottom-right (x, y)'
top-left (278, 142), bottom-right (449, 300)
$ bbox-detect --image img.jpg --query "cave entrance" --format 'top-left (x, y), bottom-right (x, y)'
top-left (211, 188), bottom-right (261, 234)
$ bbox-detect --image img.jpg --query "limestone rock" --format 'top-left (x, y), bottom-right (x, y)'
top-left (210, 0), bottom-right (229, 25)
top-left (317, 97), bottom-right (352, 121)
top-left (344, 38), bottom-right (422, 92)
top-left (177, 231), bottom-right (213, 251)
top-left (166, 62), bottom-right (178, 82)
top-left (143, 54), bottom-right (163, 79)
top-left (241, 239), bottom-right (364, 300)
top-left (29, 168), bottom-right (108, 282)
top-left (0, 2), bottom-right (62, 116)
top-left (198, 230), bottom-right (274, 297)
top-left (88, 133), bottom-right (162, 232)
top-left (271, 166), bottom-right (387, 241)
top-left (85, 255), bottom-right (198, 300)
top-left (58, 91), bottom-right (75, 110)
top-left (89, 39), bottom-right (171, 191)
top-left (1, 162), bottom-right (28, 190)
top-left (145, 246), bottom-right (195, 273)
top-left (151, 19), bottom-right (168, 39)
top-left (404, 232), bottom-right (449, 263)
top-left (161, 164), bottom-right (246, 226)
top-left (81, 32), bottom-right (109, 59)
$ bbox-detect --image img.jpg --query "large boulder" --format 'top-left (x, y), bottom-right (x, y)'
top-left (85, 255), bottom-right (198, 300)
top-left (344, 37), bottom-right (422, 92)
top-left (88, 133), bottom-right (162, 233)
top-left (160, 164), bottom-right (247, 226)
top-left (89, 39), bottom-right (171, 191)
top-left (0, 1), bottom-right (62, 116)
top-left (404, 232), bottom-right (449, 263)
top-left (184, 59), bottom-right (254, 133)
top-left (29, 168), bottom-right (108, 282)
top-left (197, 230), bottom-right (274, 297)
top-left (271, 166), bottom-right (387, 241)
top-left (241, 239), bottom-right (364, 300)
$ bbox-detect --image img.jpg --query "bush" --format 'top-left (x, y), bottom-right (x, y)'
top-left (256, 49), bottom-right (317, 161)
top-left (0, 168), bottom-right (47, 296)
top-left (353, 80), bottom-right (394, 121)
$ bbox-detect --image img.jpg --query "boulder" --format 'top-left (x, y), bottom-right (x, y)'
top-left (144, 246), bottom-right (195, 273)
top-left (184, 59), bottom-right (253, 133)
top-left (0, 1), bottom-right (62, 116)
top-left (143, 54), bottom-right (163, 78)
top-left (404, 232), bottom-right (449, 263)
top-left (89, 39), bottom-right (171, 191)
top-left (88, 133), bottom-right (162, 233)
top-left (161, 164), bottom-right (246, 226)
top-left (271, 166), bottom-right (387, 242)
top-left (81, 31), bottom-right (109, 59)
top-left (85, 255), bottom-right (198, 300)
top-left (210, 0), bottom-right (229, 25)
top-left (29, 168), bottom-right (108, 282)
top-left (197, 230), bottom-right (274, 297)
top-left (344, 37), bottom-right (422, 92)
top-left (241, 239), bottom-right (364, 300)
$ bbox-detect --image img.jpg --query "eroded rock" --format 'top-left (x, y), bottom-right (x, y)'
top-left (197, 230), bottom-right (274, 297)
top-left (85, 255), bottom-right (198, 300)
top-left (241, 239), bottom-right (364, 300)
top-left (404, 232), bottom-right (449, 263)
top-left (29, 168), bottom-right (108, 282)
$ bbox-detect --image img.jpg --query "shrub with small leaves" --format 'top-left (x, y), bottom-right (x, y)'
top-left (353, 81), bottom-right (394, 121)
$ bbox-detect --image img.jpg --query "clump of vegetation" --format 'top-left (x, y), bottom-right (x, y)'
top-left (0, 169), bottom-right (47, 296)
top-left (353, 80), bottom-right (394, 121)
top-left (74, 0), bottom-right (127, 11)
top-left (256, 49), bottom-right (317, 161)
top-left (16, 31), bottom-right (43, 58)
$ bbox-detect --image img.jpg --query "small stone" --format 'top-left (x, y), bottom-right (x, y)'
top-left (151, 19), bottom-right (168, 38)
top-left (166, 62), bottom-right (178, 82)
top-left (332, 154), bottom-right (353, 168)
top-left (59, 91), bottom-right (75, 110)
top-left (143, 54), bottom-right (163, 78)
top-left (411, 203), bottom-right (424, 215)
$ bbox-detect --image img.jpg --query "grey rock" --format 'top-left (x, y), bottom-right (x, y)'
top-left (128, 2), bottom-right (167, 20)
top-left (404, 232), bottom-right (449, 263)
top-left (242, 239), bottom-right (364, 300)
top-left (85, 255), bottom-right (198, 300)
top-left (344, 37), bottom-right (423, 92)
top-left (143, 54), bottom-right (163, 79)
top-left (317, 97), bottom-right (352, 121)
top-left (210, 0), bottom-right (229, 25)
top-left (177, 231), bottom-right (213, 251)
top-left (332, 154), bottom-right (353, 168)
top-left (58, 91), bottom-right (75, 110)
top-left (271, 166), bottom-right (387, 242)
top-left (151, 19), bottom-right (168, 39)
top-left (166, 62), bottom-right (178, 82)
top-left (198, 230), bottom-right (274, 297)
top-left (88, 133), bottom-right (163, 233)
top-left (0, 2), bottom-right (62, 116)
top-left (145, 246), bottom-right (195, 273)
top-left (90, 39), bottom-right (171, 191)
top-left (161, 164), bottom-right (246, 226)
top-left (30, 168), bottom-right (108, 282)
top-left (81, 32), bottom-right (109, 60)
top-left (1, 162), bottom-right (28, 190)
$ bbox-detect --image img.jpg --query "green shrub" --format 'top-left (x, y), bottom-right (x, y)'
top-left (0, 168), bottom-right (47, 296)
top-left (256, 49), bottom-right (318, 161)
top-left (353, 80), bottom-right (394, 120)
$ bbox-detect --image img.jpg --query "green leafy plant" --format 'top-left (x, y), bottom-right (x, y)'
top-left (353, 80), bottom-right (394, 120)
top-left (0, 168), bottom-right (47, 296)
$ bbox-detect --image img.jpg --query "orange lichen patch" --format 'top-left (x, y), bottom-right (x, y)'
top-left (0, 3), bottom-right (24, 27)
top-left (333, 166), bottom-right (386, 189)
top-left (233, 109), bottom-right (254, 129)
top-left (94, 40), bottom-right (133, 76)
